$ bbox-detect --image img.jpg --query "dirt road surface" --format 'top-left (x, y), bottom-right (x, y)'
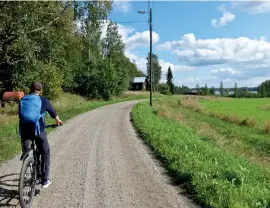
top-left (0, 100), bottom-right (199, 208)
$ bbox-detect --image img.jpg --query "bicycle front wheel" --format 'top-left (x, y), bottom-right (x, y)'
top-left (19, 156), bottom-right (36, 208)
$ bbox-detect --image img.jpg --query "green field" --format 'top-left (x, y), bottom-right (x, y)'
top-left (131, 97), bottom-right (270, 208)
top-left (199, 97), bottom-right (270, 124)
top-left (0, 92), bottom-right (162, 165)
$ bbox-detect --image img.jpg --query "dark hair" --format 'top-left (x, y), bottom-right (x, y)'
top-left (30, 81), bottom-right (42, 92)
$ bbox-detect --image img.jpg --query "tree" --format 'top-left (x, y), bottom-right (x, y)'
top-left (0, 1), bottom-right (139, 100)
top-left (245, 86), bottom-right (249, 97)
top-left (209, 86), bottom-right (215, 95)
top-left (127, 59), bottom-right (144, 82)
top-left (196, 83), bottom-right (200, 95)
top-left (204, 83), bottom-right (209, 95)
top-left (259, 80), bottom-right (270, 97)
top-left (102, 21), bottom-right (128, 95)
top-left (166, 67), bottom-right (174, 94)
top-left (0, 1), bottom-right (74, 98)
top-left (224, 88), bottom-right (229, 96)
top-left (220, 81), bottom-right (224, 96)
top-left (234, 82), bottom-right (239, 98)
top-left (146, 53), bottom-right (161, 92)
top-left (261, 84), bottom-right (266, 98)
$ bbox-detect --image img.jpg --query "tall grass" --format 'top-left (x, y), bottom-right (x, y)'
top-left (132, 102), bottom-right (270, 208)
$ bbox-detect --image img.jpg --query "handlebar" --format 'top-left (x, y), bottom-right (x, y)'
top-left (45, 124), bottom-right (63, 128)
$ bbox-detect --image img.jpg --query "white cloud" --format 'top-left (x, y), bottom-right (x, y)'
top-left (113, 1), bottom-right (131, 13)
top-left (101, 21), bottom-right (134, 41)
top-left (124, 51), bottom-right (147, 72)
top-left (211, 12), bottom-right (235, 28)
top-left (177, 75), bottom-right (270, 88)
top-left (101, 22), bottom-right (159, 50)
top-left (211, 4), bottom-right (236, 28)
top-left (211, 65), bottom-right (270, 81)
top-left (230, 1), bottom-right (270, 14)
top-left (159, 60), bottom-right (195, 73)
top-left (156, 33), bottom-right (270, 67)
top-left (157, 33), bottom-right (270, 87)
top-left (117, 24), bottom-right (134, 42)
top-left (159, 79), bottom-right (167, 84)
top-left (211, 68), bottom-right (240, 75)
top-left (178, 77), bottom-right (218, 88)
top-left (125, 31), bottom-right (160, 50)
top-left (260, 36), bottom-right (267, 41)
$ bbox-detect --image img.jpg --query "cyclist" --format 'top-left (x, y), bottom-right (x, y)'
top-left (19, 81), bottom-right (62, 188)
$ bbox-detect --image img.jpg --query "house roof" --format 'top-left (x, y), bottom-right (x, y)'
top-left (133, 77), bottom-right (146, 83)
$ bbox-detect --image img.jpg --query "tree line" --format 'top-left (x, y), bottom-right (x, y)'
top-left (0, 1), bottom-right (143, 100)
top-left (1, 1), bottom-right (268, 100)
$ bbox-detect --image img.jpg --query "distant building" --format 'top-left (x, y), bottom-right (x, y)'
top-left (131, 77), bottom-right (147, 91)
top-left (184, 89), bottom-right (198, 95)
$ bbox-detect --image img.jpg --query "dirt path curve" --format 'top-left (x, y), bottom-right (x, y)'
top-left (0, 100), bottom-right (199, 208)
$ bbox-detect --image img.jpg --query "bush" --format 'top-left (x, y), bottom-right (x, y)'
top-left (157, 83), bottom-right (171, 95)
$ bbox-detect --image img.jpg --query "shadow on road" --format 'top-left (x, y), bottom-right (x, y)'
top-left (0, 173), bottom-right (19, 207)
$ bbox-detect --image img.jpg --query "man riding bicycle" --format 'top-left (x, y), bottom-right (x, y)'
top-left (19, 81), bottom-right (62, 188)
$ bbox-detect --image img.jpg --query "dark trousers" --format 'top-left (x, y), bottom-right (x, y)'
top-left (21, 131), bottom-right (50, 181)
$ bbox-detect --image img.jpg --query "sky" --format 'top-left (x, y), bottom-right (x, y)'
top-left (106, 1), bottom-right (270, 88)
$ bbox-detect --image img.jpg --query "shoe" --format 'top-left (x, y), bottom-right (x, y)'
top-left (42, 179), bottom-right (52, 188)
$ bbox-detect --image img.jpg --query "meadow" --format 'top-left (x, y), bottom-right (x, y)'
top-left (179, 96), bottom-right (270, 133)
top-left (131, 96), bottom-right (270, 208)
top-left (199, 97), bottom-right (270, 124)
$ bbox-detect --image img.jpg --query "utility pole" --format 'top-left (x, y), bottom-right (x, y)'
top-left (138, 8), bottom-right (153, 106)
top-left (149, 8), bottom-right (153, 106)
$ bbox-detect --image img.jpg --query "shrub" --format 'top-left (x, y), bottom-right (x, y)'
top-left (240, 117), bottom-right (257, 128)
top-left (157, 83), bottom-right (171, 95)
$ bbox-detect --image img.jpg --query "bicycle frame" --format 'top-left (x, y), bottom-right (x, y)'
top-left (19, 124), bottom-right (62, 208)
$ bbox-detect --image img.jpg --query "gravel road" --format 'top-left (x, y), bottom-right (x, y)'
top-left (0, 100), bottom-right (199, 208)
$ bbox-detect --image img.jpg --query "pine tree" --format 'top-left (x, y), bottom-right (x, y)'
top-left (234, 82), bottom-right (239, 98)
top-left (261, 84), bottom-right (266, 98)
top-left (245, 86), bottom-right (249, 97)
top-left (220, 81), bottom-right (224, 96)
top-left (196, 83), bottom-right (200, 95)
top-left (205, 83), bottom-right (209, 95)
top-left (166, 66), bottom-right (174, 94)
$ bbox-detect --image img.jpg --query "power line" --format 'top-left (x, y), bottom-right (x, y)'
top-left (112, 20), bottom-right (148, 24)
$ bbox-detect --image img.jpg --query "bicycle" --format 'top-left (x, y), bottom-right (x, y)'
top-left (18, 124), bottom-right (61, 208)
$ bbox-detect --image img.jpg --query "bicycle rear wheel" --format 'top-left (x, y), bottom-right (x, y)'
top-left (19, 156), bottom-right (36, 208)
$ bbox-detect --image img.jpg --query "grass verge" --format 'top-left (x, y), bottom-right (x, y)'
top-left (0, 92), bottom-right (162, 165)
top-left (131, 102), bottom-right (270, 208)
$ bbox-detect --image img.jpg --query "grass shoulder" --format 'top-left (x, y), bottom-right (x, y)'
top-left (131, 100), bottom-right (270, 208)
